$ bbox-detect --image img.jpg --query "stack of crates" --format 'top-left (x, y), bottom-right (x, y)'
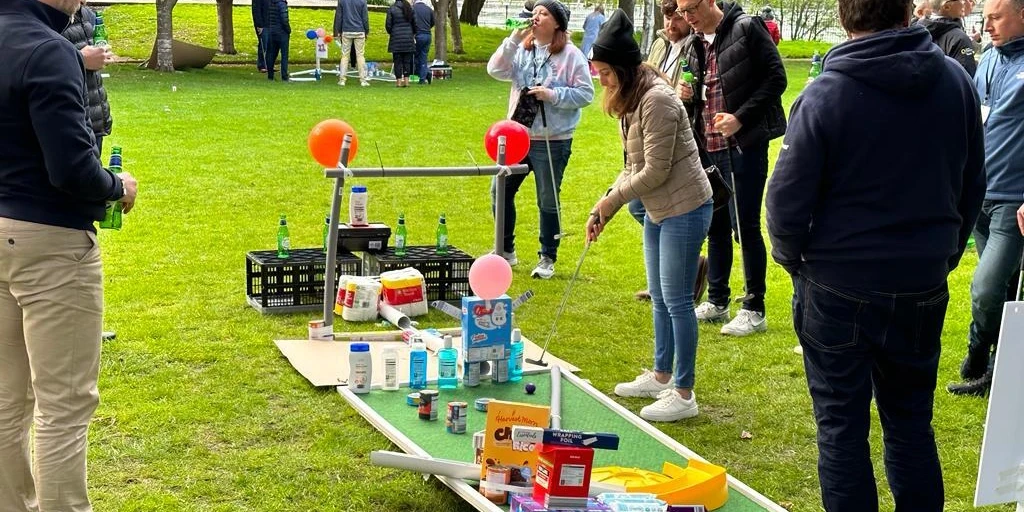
top-left (245, 248), bottom-right (362, 314)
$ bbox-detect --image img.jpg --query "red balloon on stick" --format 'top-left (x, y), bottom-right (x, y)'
top-left (484, 120), bottom-right (530, 164)
top-left (308, 119), bottom-right (359, 167)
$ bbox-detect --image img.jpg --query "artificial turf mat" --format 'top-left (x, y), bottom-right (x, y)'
top-left (355, 373), bottom-right (773, 511)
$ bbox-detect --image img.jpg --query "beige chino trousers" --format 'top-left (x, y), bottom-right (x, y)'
top-left (0, 217), bottom-right (102, 512)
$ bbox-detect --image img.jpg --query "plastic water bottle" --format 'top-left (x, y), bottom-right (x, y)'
top-left (382, 347), bottom-right (399, 391)
top-left (680, 62), bottom-right (695, 85)
top-left (438, 335), bottom-right (458, 389)
top-left (409, 336), bottom-right (427, 390)
top-left (808, 51), bottom-right (822, 81)
top-left (394, 213), bottom-right (408, 258)
top-left (349, 185), bottom-right (368, 226)
top-left (435, 212), bottom-right (449, 255)
top-left (348, 343), bottom-right (372, 394)
top-left (277, 214), bottom-right (290, 258)
top-left (322, 215), bottom-right (331, 253)
top-left (93, 13), bottom-right (109, 49)
top-left (510, 328), bottom-right (524, 382)
top-left (99, 146), bottom-right (123, 230)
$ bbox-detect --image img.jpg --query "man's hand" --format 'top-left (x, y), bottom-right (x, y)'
top-left (81, 45), bottom-right (109, 71)
top-left (118, 172), bottom-right (138, 214)
top-left (677, 82), bottom-right (694, 102)
top-left (257, 27), bottom-right (264, 35)
top-left (1017, 204), bottom-right (1024, 236)
top-left (712, 112), bottom-right (742, 138)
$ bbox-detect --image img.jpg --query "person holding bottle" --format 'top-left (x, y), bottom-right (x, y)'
top-left (0, 0), bottom-right (139, 509)
top-left (487, 0), bottom-right (594, 279)
top-left (385, 0), bottom-right (417, 87)
top-left (586, 10), bottom-right (712, 422)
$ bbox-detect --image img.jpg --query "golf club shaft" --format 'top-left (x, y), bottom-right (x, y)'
top-left (539, 102), bottom-right (565, 239)
top-left (532, 243), bottom-right (591, 365)
top-left (727, 147), bottom-right (754, 303)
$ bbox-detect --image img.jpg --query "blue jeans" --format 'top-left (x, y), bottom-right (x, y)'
top-left (415, 33), bottom-right (431, 82)
top-left (968, 200), bottom-right (1024, 358)
top-left (646, 201), bottom-right (713, 389)
top-left (266, 31), bottom-right (290, 80)
top-left (491, 138), bottom-right (572, 262)
top-left (705, 141), bottom-right (768, 313)
top-left (793, 274), bottom-right (947, 512)
top-left (627, 198), bottom-right (645, 225)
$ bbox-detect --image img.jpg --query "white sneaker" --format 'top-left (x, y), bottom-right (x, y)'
top-left (720, 310), bottom-right (768, 337)
top-left (640, 389), bottom-right (699, 422)
top-left (793, 344), bottom-right (803, 355)
top-left (338, 79), bottom-right (346, 86)
top-left (695, 301), bottom-right (730, 323)
top-left (613, 370), bottom-right (673, 398)
top-left (490, 250), bottom-right (518, 266)
top-left (360, 81), bottom-right (371, 87)
top-left (531, 256), bottom-right (555, 279)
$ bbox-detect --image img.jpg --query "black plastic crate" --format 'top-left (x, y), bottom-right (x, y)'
top-left (362, 246), bottom-right (473, 303)
top-left (246, 248), bottom-right (362, 314)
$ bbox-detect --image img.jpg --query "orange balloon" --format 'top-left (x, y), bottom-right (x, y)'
top-left (308, 119), bottom-right (359, 167)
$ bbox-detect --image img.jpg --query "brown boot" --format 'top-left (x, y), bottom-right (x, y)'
top-left (635, 289), bottom-right (651, 301)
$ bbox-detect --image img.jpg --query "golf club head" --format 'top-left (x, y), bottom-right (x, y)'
top-left (525, 356), bottom-right (549, 367)
top-left (553, 231), bottom-right (572, 240)
top-left (734, 293), bottom-right (755, 304)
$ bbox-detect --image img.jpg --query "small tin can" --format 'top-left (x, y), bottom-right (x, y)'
top-left (473, 430), bottom-right (485, 464)
top-left (307, 319), bottom-right (333, 340)
top-left (406, 392), bottom-right (421, 407)
top-left (446, 401), bottom-right (467, 434)
top-left (418, 390), bottom-right (438, 421)
top-left (483, 465), bottom-right (511, 504)
top-left (493, 358), bottom-right (509, 383)
top-left (474, 397), bottom-right (491, 412)
top-left (463, 360), bottom-right (480, 387)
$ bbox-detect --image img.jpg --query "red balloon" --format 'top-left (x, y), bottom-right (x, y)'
top-left (484, 120), bottom-right (530, 164)
top-left (308, 119), bottom-right (359, 167)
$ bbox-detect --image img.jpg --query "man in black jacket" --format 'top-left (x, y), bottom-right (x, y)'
top-left (0, 0), bottom-right (138, 509)
top-left (678, 0), bottom-right (787, 336)
top-left (253, 0), bottom-right (269, 72)
top-left (766, 0), bottom-right (984, 509)
top-left (918, 0), bottom-right (977, 75)
top-left (62, 0), bottom-right (112, 156)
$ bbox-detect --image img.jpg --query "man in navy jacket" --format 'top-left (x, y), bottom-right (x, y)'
top-left (766, 0), bottom-right (985, 510)
top-left (0, 0), bottom-right (138, 509)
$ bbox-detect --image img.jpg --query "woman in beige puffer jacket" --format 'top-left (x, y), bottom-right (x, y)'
top-left (585, 9), bottom-right (713, 423)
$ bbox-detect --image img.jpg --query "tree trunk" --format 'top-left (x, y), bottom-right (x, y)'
top-left (432, 0), bottom-right (448, 61)
top-left (459, 0), bottom-right (485, 25)
top-left (448, 0), bottom-right (464, 54)
top-left (216, 0), bottom-right (236, 54)
top-left (618, 0), bottom-right (636, 24)
top-left (155, 0), bottom-right (178, 72)
top-left (640, 0), bottom-right (655, 56)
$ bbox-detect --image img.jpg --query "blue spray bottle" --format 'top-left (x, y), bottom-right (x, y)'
top-left (409, 336), bottom-right (428, 390)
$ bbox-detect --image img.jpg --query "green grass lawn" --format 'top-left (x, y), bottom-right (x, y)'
top-left (102, 4), bottom-right (831, 65)
top-left (86, 57), bottom-right (1009, 512)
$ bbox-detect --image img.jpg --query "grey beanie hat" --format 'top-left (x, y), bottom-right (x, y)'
top-left (533, 0), bottom-right (570, 31)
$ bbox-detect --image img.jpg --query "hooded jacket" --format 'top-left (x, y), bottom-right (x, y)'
top-left (62, 5), bottom-right (112, 138)
top-left (682, 1), bottom-right (787, 150)
top-left (766, 26), bottom-right (986, 292)
top-left (0, 0), bottom-right (124, 232)
top-left (385, 0), bottom-right (416, 54)
top-left (333, 0), bottom-right (370, 35)
top-left (919, 16), bottom-right (977, 76)
top-left (974, 37), bottom-right (1024, 201)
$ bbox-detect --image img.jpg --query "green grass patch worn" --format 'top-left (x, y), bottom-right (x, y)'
top-left (83, 59), bottom-right (1010, 512)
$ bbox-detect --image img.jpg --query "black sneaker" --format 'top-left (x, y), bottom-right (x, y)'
top-left (959, 344), bottom-right (991, 380)
top-left (947, 370), bottom-right (992, 397)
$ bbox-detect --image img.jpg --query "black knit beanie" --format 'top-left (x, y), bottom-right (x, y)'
top-left (591, 9), bottom-right (641, 67)
top-left (533, 0), bottom-right (570, 31)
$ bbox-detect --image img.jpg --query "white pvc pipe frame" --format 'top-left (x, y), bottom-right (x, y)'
top-left (337, 369), bottom-right (788, 512)
top-left (321, 134), bottom-right (530, 327)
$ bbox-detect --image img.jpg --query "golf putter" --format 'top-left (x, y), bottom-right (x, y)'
top-left (726, 145), bottom-right (755, 304)
top-left (539, 101), bottom-right (569, 240)
top-left (526, 242), bottom-right (591, 367)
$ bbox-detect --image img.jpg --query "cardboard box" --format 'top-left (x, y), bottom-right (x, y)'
top-left (461, 295), bottom-right (512, 363)
top-left (534, 445), bottom-right (595, 504)
top-left (479, 400), bottom-right (551, 496)
top-left (510, 494), bottom-right (612, 512)
top-left (511, 426), bottom-right (620, 451)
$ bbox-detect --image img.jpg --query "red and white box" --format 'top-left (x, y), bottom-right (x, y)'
top-left (533, 444), bottom-right (594, 507)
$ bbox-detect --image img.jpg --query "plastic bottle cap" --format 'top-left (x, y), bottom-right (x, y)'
top-left (443, 335), bottom-right (453, 349)
top-left (512, 328), bottom-right (521, 341)
top-left (351, 343), bottom-right (370, 352)
top-left (352, 186), bottom-right (367, 193)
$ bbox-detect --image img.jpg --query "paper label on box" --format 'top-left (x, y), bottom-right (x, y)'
top-left (383, 284), bottom-right (424, 305)
top-left (558, 465), bottom-right (585, 487)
